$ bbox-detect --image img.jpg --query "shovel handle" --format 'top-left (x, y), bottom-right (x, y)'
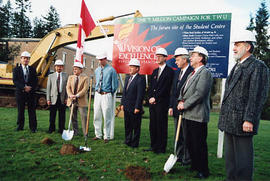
top-left (68, 103), bottom-right (75, 130)
top-left (85, 77), bottom-right (93, 136)
top-left (175, 114), bottom-right (182, 143)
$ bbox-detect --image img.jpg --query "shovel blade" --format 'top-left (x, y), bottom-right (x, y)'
top-left (164, 154), bottom-right (178, 173)
top-left (79, 146), bottom-right (91, 152)
top-left (62, 130), bottom-right (74, 141)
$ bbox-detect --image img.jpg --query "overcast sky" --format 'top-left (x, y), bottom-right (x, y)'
top-left (2, 0), bottom-right (269, 58)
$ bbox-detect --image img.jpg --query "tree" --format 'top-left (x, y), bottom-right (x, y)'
top-left (43, 6), bottom-right (61, 34)
top-left (10, 0), bottom-right (32, 38)
top-left (32, 17), bottom-right (46, 38)
top-left (248, 1), bottom-right (270, 120)
top-left (32, 5), bottom-right (61, 38)
top-left (0, 0), bottom-right (12, 38)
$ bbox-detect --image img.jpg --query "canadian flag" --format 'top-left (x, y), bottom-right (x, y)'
top-left (75, 0), bottom-right (96, 64)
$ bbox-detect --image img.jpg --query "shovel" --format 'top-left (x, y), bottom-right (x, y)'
top-left (80, 77), bottom-right (93, 152)
top-left (62, 103), bottom-right (75, 141)
top-left (164, 114), bottom-right (182, 173)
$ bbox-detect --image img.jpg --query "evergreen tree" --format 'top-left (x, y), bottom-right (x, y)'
top-left (43, 6), bottom-right (61, 34)
top-left (10, 0), bottom-right (32, 38)
top-left (32, 17), bottom-right (46, 38)
top-left (0, 0), bottom-right (12, 38)
top-left (248, 1), bottom-right (270, 120)
top-left (254, 1), bottom-right (270, 64)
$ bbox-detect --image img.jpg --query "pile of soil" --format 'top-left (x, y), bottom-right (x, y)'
top-left (124, 165), bottom-right (151, 181)
top-left (60, 144), bottom-right (80, 155)
top-left (41, 137), bottom-right (55, 146)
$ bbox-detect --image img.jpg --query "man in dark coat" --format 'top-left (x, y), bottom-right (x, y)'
top-left (121, 58), bottom-right (146, 148)
top-left (13, 51), bottom-right (38, 133)
top-left (146, 47), bottom-right (174, 154)
top-left (169, 48), bottom-right (193, 165)
top-left (218, 30), bottom-right (270, 181)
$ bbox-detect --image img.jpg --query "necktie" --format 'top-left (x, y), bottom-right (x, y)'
top-left (176, 70), bottom-right (183, 89)
top-left (74, 76), bottom-right (79, 95)
top-left (98, 68), bottom-right (103, 93)
top-left (157, 68), bottom-right (161, 80)
top-left (178, 70), bottom-right (183, 81)
top-left (184, 70), bottom-right (195, 91)
top-left (126, 76), bottom-right (133, 90)
top-left (24, 66), bottom-right (29, 83)
top-left (57, 73), bottom-right (60, 94)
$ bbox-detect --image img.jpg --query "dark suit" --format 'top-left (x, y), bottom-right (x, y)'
top-left (169, 65), bottom-right (193, 163)
top-left (121, 74), bottom-right (146, 147)
top-left (13, 65), bottom-right (38, 131)
top-left (178, 66), bottom-right (213, 176)
top-left (218, 55), bottom-right (270, 180)
top-left (148, 65), bottom-right (174, 153)
top-left (46, 72), bottom-right (68, 133)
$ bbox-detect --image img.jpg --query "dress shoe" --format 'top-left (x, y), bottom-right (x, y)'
top-left (16, 127), bottom-right (23, 131)
top-left (181, 160), bottom-right (191, 166)
top-left (58, 130), bottom-right (63, 134)
top-left (92, 137), bottom-right (101, 140)
top-left (154, 149), bottom-right (165, 154)
top-left (31, 130), bottom-right (37, 133)
top-left (47, 130), bottom-right (54, 134)
top-left (143, 148), bottom-right (153, 152)
top-left (104, 139), bottom-right (109, 143)
top-left (194, 172), bottom-right (209, 179)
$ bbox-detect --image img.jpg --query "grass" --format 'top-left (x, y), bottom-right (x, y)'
top-left (0, 106), bottom-right (269, 181)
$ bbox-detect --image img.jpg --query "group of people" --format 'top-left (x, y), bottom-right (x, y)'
top-left (13, 29), bottom-right (269, 180)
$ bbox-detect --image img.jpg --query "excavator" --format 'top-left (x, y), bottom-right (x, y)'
top-left (0, 10), bottom-right (142, 108)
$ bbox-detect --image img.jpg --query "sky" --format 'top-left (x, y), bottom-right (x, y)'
top-left (1, 0), bottom-right (269, 58)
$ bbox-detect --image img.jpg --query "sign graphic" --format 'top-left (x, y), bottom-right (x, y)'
top-left (112, 13), bottom-right (231, 78)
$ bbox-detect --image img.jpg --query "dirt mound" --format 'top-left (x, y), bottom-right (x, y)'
top-left (124, 165), bottom-right (151, 181)
top-left (60, 144), bottom-right (80, 155)
top-left (41, 137), bottom-right (55, 146)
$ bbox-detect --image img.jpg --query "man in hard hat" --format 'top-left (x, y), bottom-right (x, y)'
top-left (120, 58), bottom-right (146, 148)
top-left (177, 46), bottom-right (212, 179)
top-left (218, 29), bottom-right (270, 181)
top-left (46, 59), bottom-right (68, 134)
top-left (169, 48), bottom-right (193, 165)
top-left (93, 52), bottom-right (118, 143)
top-left (145, 47), bottom-right (174, 153)
top-left (13, 51), bottom-right (38, 133)
top-left (66, 62), bottom-right (89, 136)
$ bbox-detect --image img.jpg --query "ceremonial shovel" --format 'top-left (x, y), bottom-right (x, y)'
top-left (79, 77), bottom-right (93, 152)
top-left (164, 114), bottom-right (182, 173)
top-left (62, 103), bottom-right (75, 141)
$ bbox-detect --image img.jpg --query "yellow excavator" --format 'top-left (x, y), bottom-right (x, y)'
top-left (0, 10), bottom-right (142, 108)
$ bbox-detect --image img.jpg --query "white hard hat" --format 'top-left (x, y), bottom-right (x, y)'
top-left (174, 48), bottom-right (189, 57)
top-left (21, 51), bottom-right (31, 57)
top-left (54, 59), bottom-right (64, 66)
top-left (231, 29), bottom-right (256, 43)
top-left (73, 62), bottom-right (84, 68)
top-left (128, 58), bottom-right (140, 66)
top-left (190, 46), bottom-right (208, 57)
top-left (96, 52), bottom-right (107, 60)
top-left (156, 48), bottom-right (168, 56)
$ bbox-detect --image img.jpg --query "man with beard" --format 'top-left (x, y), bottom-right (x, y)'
top-left (218, 29), bottom-right (269, 181)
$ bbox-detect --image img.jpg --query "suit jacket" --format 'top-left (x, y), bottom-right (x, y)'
top-left (46, 72), bottom-right (68, 104)
top-left (66, 74), bottom-right (89, 107)
top-left (121, 74), bottom-right (146, 113)
top-left (148, 65), bottom-right (174, 105)
top-left (170, 66), bottom-right (193, 117)
top-left (178, 66), bottom-right (213, 123)
top-left (13, 65), bottom-right (38, 93)
top-left (218, 55), bottom-right (270, 136)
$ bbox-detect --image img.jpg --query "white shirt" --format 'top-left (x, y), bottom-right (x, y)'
top-left (22, 65), bottom-right (29, 76)
top-left (158, 64), bottom-right (166, 78)
top-left (180, 65), bottom-right (190, 80)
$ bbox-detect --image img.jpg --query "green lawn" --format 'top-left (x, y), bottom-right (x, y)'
top-left (0, 106), bottom-right (269, 181)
